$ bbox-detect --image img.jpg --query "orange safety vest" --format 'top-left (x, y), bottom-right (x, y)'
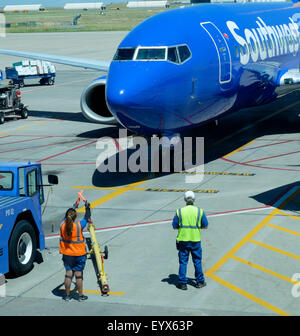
top-left (59, 220), bottom-right (86, 256)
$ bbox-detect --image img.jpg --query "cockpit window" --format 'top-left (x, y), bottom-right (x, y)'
top-left (178, 45), bottom-right (191, 63)
top-left (113, 45), bottom-right (191, 64)
top-left (167, 47), bottom-right (179, 64)
top-left (113, 48), bottom-right (136, 61)
top-left (136, 48), bottom-right (166, 60)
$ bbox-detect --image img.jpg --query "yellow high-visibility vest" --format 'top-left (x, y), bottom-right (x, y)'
top-left (176, 205), bottom-right (203, 242)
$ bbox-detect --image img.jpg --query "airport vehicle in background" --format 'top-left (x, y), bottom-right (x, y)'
top-left (0, 162), bottom-right (58, 276)
top-left (0, 70), bottom-right (3, 81)
top-left (5, 60), bottom-right (56, 88)
top-left (0, 84), bottom-right (28, 124)
top-left (0, 2), bottom-right (300, 137)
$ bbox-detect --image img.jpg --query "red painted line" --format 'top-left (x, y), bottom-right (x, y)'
top-left (43, 162), bottom-right (95, 166)
top-left (0, 136), bottom-right (51, 146)
top-left (268, 185), bottom-right (295, 205)
top-left (45, 205), bottom-right (272, 239)
top-left (113, 138), bottom-right (122, 152)
top-left (45, 186), bottom-right (294, 240)
top-left (37, 140), bottom-right (97, 162)
top-left (0, 135), bottom-right (11, 139)
top-left (222, 157), bottom-right (300, 172)
top-left (0, 138), bottom-right (90, 154)
top-left (8, 134), bottom-right (77, 138)
top-left (243, 150), bottom-right (300, 164)
top-left (239, 140), bottom-right (293, 151)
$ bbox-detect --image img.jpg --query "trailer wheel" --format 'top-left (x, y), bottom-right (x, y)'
top-left (48, 78), bottom-right (54, 85)
top-left (8, 220), bottom-right (37, 276)
top-left (20, 107), bottom-right (28, 119)
top-left (0, 113), bottom-right (4, 125)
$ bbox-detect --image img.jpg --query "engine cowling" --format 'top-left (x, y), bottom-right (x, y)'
top-left (80, 77), bottom-right (117, 124)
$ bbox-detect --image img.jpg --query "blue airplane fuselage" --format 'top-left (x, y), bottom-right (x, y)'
top-left (106, 2), bottom-right (300, 135)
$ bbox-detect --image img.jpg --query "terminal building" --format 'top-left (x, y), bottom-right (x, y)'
top-left (127, 1), bottom-right (170, 8)
top-left (3, 4), bottom-right (45, 12)
top-left (64, 3), bottom-right (106, 10)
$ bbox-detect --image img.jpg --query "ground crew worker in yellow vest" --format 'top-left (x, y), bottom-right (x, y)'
top-left (59, 203), bottom-right (91, 301)
top-left (172, 191), bottom-right (208, 290)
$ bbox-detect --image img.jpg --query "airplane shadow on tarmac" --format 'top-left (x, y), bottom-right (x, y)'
top-left (252, 182), bottom-right (300, 212)
top-left (89, 91), bottom-right (300, 189)
top-left (29, 110), bottom-right (95, 123)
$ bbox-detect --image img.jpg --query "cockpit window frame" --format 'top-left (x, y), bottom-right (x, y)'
top-left (113, 44), bottom-right (192, 65)
top-left (113, 47), bottom-right (136, 61)
top-left (134, 46), bottom-right (168, 61)
top-left (176, 44), bottom-right (192, 64)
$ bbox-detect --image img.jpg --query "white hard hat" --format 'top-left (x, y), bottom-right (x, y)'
top-left (184, 190), bottom-right (195, 202)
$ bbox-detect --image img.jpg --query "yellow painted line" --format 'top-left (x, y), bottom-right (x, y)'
top-left (205, 209), bottom-right (277, 277)
top-left (74, 186), bottom-right (121, 191)
top-left (231, 255), bottom-right (300, 286)
top-left (223, 139), bottom-right (256, 158)
top-left (77, 180), bottom-right (148, 213)
top-left (249, 239), bottom-right (300, 261)
top-left (139, 188), bottom-right (219, 193)
top-left (278, 189), bottom-right (300, 210)
top-left (0, 132), bottom-right (8, 135)
top-left (74, 186), bottom-right (219, 194)
top-left (205, 187), bottom-right (300, 316)
top-left (276, 210), bottom-right (300, 221)
top-left (206, 187), bottom-right (299, 276)
top-left (16, 121), bottom-right (46, 131)
top-left (266, 223), bottom-right (300, 237)
top-left (59, 289), bottom-right (124, 296)
top-left (16, 125), bottom-right (29, 130)
top-left (207, 273), bottom-right (291, 316)
top-left (83, 289), bottom-right (125, 296)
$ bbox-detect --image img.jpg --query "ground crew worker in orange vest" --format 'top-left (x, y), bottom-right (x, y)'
top-left (59, 203), bottom-right (90, 302)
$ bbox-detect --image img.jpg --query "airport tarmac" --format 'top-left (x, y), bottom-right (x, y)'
top-left (0, 32), bottom-right (300, 316)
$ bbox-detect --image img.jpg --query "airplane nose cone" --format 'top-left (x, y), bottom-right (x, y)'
top-left (106, 63), bottom-right (165, 134)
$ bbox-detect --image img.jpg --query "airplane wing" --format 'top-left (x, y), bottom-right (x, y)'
top-left (0, 49), bottom-right (110, 71)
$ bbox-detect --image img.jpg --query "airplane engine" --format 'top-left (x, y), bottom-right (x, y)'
top-left (80, 77), bottom-right (117, 124)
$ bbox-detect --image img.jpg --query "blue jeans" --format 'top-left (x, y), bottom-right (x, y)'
top-left (177, 241), bottom-right (205, 285)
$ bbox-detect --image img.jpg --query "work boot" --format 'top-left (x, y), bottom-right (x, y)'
top-left (63, 295), bottom-right (71, 302)
top-left (78, 294), bottom-right (88, 302)
top-left (195, 281), bottom-right (207, 288)
top-left (176, 283), bottom-right (187, 290)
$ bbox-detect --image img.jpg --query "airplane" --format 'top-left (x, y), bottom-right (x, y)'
top-left (1, 1), bottom-right (300, 139)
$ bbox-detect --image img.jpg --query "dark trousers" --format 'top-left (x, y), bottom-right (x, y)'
top-left (177, 241), bottom-right (205, 285)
